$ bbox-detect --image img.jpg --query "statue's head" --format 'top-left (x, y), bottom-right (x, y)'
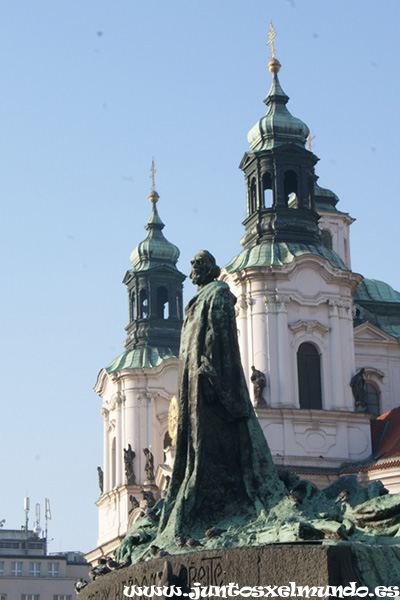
top-left (190, 250), bottom-right (221, 287)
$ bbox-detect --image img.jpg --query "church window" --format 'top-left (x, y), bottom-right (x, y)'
top-left (297, 343), bottom-right (322, 409)
top-left (176, 293), bottom-right (182, 319)
top-left (365, 382), bottom-right (380, 417)
top-left (262, 172), bottom-right (273, 207)
top-left (284, 170), bottom-right (298, 208)
top-left (140, 289), bottom-right (149, 318)
top-left (321, 229), bottom-right (333, 250)
top-left (308, 177), bottom-right (314, 208)
top-left (250, 178), bottom-right (257, 213)
top-left (130, 292), bottom-right (136, 320)
top-left (157, 287), bottom-right (169, 319)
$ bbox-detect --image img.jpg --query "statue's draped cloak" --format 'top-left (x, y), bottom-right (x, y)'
top-left (159, 280), bottom-right (285, 535)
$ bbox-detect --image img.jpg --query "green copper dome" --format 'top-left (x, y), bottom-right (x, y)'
top-left (247, 73), bottom-right (310, 151)
top-left (106, 345), bottom-right (178, 373)
top-left (353, 279), bottom-right (400, 339)
top-left (130, 191), bottom-right (180, 271)
top-left (224, 241), bottom-right (347, 273)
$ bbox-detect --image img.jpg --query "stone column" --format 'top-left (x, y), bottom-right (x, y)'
top-left (265, 292), bottom-right (291, 406)
top-left (101, 407), bottom-right (110, 493)
top-left (328, 300), bottom-right (345, 410)
top-left (339, 300), bottom-right (356, 410)
top-left (114, 393), bottom-right (123, 486)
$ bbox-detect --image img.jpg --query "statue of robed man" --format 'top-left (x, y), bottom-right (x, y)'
top-left (159, 251), bottom-right (285, 536)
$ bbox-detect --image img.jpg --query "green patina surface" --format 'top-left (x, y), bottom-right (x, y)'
top-left (106, 346), bottom-right (178, 373)
top-left (129, 203), bottom-right (180, 272)
top-left (247, 73), bottom-right (309, 151)
top-left (116, 474), bottom-right (400, 586)
top-left (354, 279), bottom-right (400, 304)
top-left (354, 278), bottom-right (400, 339)
top-left (224, 241), bottom-right (347, 273)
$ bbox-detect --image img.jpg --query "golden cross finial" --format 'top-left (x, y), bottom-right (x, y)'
top-left (150, 158), bottom-right (156, 192)
top-left (267, 21), bottom-right (277, 59)
top-left (307, 132), bottom-right (316, 152)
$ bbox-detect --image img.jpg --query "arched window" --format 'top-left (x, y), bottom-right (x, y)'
top-left (250, 178), bottom-right (257, 213)
top-left (297, 343), bottom-right (322, 409)
top-left (130, 291), bottom-right (136, 320)
top-left (140, 289), bottom-right (149, 318)
top-left (365, 382), bottom-right (380, 417)
top-left (321, 229), bottom-right (333, 250)
top-left (157, 287), bottom-right (169, 319)
top-left (308, 177), bottom-right (314, 208)
top-left (262, 172), bottom-right (273, 208)
top-left (176, 293), bottom-right (182, 319)
top-left (284, 170), bottom-right (298, 208)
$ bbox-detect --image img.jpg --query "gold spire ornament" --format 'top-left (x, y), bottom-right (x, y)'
top-left (150, 158), bottom-right (156, 192)
top-left (267, 21), bottom-right (277, 59)
top-left (148, 158), bottom-right (159, 204)
top-left (267, 21), bottom-right (281, 74)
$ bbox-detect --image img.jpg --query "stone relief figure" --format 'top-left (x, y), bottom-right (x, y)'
top-left (97, 466), bottom-right (104, 494)
top-left (158, 250), bottom-right (285, 535)
top-left (351, 368), bottom-right (367, 412)
top-left (124, 444), bottom-right (136, 485)
top-left (143, 447), bottom-right (155, 482)
top-left (250, 365), bottom-right (267, 407)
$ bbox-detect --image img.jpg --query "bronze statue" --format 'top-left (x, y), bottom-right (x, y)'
top-left (351, 368), bottom-right (367, 412)
top-left (116, 252), bottom-right (400, 569)
top-left (143, 447), bottom-right (155, 482)
top-left (250, 366), bottom-right (267, 407)
top-left (159, 250), bottom-right (284, 534)
top-left (124, 444), bottom-right (136, 485)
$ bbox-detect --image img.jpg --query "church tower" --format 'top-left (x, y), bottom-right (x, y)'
top-left (89, 166), bottom-right (185, 562)
top-left (222, 26), bottom-right (372, 483)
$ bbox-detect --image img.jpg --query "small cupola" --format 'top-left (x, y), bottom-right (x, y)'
top-left (122, 161), bottom-right (186, 352)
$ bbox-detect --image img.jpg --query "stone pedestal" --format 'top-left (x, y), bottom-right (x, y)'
top-left (79, 544), bottom-right (362, 599)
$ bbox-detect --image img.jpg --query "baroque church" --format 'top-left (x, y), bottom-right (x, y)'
top-left (85, 42), bottom-right (400, 563)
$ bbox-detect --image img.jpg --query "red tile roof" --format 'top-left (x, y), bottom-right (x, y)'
top-left (371, 406), bottom-right (400, 459)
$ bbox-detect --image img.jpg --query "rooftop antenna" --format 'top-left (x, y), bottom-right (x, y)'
top-left (33, 503), bottom-right (41, 536)
top-left (24, 497), bottom-right (30, 555)
top-left (44, 498), bottom-right (51, 541)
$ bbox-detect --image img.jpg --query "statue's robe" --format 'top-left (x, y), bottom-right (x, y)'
top-left (159, 280), bottom-right (285, 535)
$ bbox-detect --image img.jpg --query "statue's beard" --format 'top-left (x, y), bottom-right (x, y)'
top-left (190, 269), bottom-right (212, 286)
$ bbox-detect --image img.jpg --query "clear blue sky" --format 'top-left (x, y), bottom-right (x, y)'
top-left (0, 0), bottom-right (399, 553)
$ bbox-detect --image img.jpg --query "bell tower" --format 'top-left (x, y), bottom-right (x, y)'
top-left (90, 163), bottom-right (185, 563)
top-left (239, 25), bottom-right (321, 249)
top-left (123, 162), bottom-right (185, 354)
top-left (222, 25), bottom-right (371, 483)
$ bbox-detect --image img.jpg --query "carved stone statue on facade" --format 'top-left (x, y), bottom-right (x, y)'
top-left (97, 466), bottom-right (104, 494)
top-left (143, 447), bottom-right (155, 482)
top-left (124, 444), bottom-right (136, 485)
top-left (351, 368), bottom-right (367, 412)
top-left (250, 365), bottom-right (267, 407)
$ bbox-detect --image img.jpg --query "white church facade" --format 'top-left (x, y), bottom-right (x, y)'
top-left (85, 50), bottom-right (400, 564)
